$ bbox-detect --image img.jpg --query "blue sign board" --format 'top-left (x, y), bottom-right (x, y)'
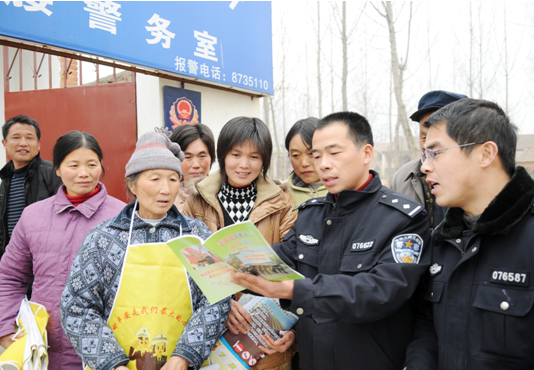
top-left (0, 1), bottom-right (273, 95)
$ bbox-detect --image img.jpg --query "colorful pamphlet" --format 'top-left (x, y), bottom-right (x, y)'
top-left (167, 221), bottom-right (304, 304)
top-left (210, 296), bottom-right (298, 370)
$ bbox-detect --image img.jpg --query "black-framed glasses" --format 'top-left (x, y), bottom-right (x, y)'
top-left (420, 142), bottom-right (486, 164)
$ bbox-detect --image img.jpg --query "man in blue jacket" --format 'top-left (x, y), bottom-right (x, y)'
top-left (232, 112), bottom-right (431, 370)
top-left (405, 98), bottom-right (534, 369)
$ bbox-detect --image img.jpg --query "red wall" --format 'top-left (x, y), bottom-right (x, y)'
top-left (4, 82), bottom-right (137, 202)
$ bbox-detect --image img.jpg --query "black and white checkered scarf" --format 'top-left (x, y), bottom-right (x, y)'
top-left (217, 181), bottom-right (257, 223)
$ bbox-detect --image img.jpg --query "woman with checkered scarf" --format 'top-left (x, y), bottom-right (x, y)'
top-left (182, 117), bottom-right (297, 370)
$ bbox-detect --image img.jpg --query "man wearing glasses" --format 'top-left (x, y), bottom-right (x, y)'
top-left (405, 99), bottom-right (534, 369)
top-left (390, 90), bottom-right (467, 230)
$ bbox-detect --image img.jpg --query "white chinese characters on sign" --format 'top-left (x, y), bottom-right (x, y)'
top-left (146, 13), bottom-right (175, 49)
top-left (175, 57), bottom-right (186, 73)
top-left (194, 31), bottom-right (218, 62)
top-left (188, 60), bottom-right (199, 75)
top-left (200, 63), bottom-right (209, 78)
top-left (211, 66), bottom-right (221, 80)
top-left (3, 1), bottom-right (52, 16)
top-left (83, 1), bottom-right (122, 35)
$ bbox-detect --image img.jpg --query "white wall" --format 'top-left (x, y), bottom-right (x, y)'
top-left (136, 73), bottom-right (261, 142)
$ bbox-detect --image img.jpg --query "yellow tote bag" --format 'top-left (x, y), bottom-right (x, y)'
top-left (0, 298), bottom-right (49, 370)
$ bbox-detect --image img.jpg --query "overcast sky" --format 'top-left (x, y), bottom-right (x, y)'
top-left (268, 1), bottom-right (534, 143)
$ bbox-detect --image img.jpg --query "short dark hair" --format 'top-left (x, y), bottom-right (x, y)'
top-left (316, 111), bottom-right (374, 147)
top-left (217, 117), bottom-right (272, 185)
top-left (170, 124), bottom-right (216, 167)
top-left (3, 115), bottom-right (41, 140)
top-left (53, 131), bottom-right (104, 174)
top-left (425, 99), bottom-right (517, 176)
top-left (285, 117), bottom-right (319, 151)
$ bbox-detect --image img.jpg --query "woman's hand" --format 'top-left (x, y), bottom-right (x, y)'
top-left (161, 355), bottom-right (190, 370)
top-left (258, 330), bottom-right (295, 355)
top-left (0, 332), bottom-right (25, 349)
top-left (226, 300), bottom-right (252, 335)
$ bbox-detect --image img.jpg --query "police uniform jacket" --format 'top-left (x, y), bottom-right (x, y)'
top-left (406, 166), bottom-right (534, 370)
top-left (274, 171), bottom-right (431, 370)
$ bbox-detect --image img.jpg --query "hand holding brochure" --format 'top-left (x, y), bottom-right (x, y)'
top-left (210, 296), bottom-right (298, 370)
top-left (167, 221), bottom-right (303, 304)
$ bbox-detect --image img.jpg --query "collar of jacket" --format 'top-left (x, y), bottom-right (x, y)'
top-left (195, 169), bottom-right (282, 210)
top-left (0, 153), bottom-right (42, 180)
top-left (402, 158), bottom-right (423, 182)
top-left (110, 200), bottom-right (190, 232)
top-left (432, 166), bottom-right (534, 245)
top-left (288, 171), bottom-right (327, 193)
top-left (323, 170), bottom-right (382, 214)
top-left (54, 181), bottom-right (110, 218)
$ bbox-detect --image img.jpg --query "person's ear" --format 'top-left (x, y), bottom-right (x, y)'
top-left (479, 141), bottom-right (499, 169)
top-left (128, 182), bottom-right (136, 196)
top-left (362, 144), bottom-right (374, 166)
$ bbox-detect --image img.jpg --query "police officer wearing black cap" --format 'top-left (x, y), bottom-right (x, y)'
top-left (231, 112), bottom-right (431, 370)
top-left (390, 90), bottom-right (467, 230)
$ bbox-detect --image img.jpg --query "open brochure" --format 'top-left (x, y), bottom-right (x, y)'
top-left (210, 296), bottom-right (298, 370)
top-left (167, 221), bottom-right (304, 304)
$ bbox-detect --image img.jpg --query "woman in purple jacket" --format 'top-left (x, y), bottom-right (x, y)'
top-left (0, 131), bottom-right (125, 369)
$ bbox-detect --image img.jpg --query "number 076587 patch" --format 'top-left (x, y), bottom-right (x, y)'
top-left (490, 270), bottom-right (529, 287)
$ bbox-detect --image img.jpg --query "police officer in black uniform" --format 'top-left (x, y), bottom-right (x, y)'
top-left (232, 112), bottom-right (431, 370)
top-left (405, 99), bottom-right (534, 369)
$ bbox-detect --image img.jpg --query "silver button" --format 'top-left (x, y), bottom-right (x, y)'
top-left (326, 220), bottom-right (332, 226)
top-left (296, 308), bottom-right (304, 315)
top-left (471, 247), bottom-right (477, 253)
top-left (431, 292), bottom-right (434, 298)
top-left (149, 227), bottom-right (156, 233)
top-left (381, 195), bottom-right (387, 199)
top-left (357, 264), bottom-right (362, 269)
top-left (455, 239), bottom-right (461, 243)
top-left (298, 254), bottom-right (304, 260)
top-left (500, 301), bottom-right (509, 311)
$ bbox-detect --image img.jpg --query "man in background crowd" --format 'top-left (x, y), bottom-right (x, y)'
top-left (0, 115), bottom-right (61, 260)
top-left (390, 90), bottom-right (467, 230)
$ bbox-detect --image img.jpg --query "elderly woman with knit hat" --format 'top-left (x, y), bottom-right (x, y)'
top-left (60, 130), bottom-right (231, 370)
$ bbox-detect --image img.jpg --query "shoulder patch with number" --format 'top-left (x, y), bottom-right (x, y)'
top-left (298, 234), bottom-right (320, 246)
top-left (391, 234), bottom-right (423, 264)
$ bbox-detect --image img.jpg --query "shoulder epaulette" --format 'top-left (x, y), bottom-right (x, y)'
top-left (296, 196), bottom-right (327, 211)
top-left (378, 192), bottom-right (423, 218)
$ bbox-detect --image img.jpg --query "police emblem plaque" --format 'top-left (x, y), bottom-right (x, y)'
top-left (391, 234), bottom-right (423, 264)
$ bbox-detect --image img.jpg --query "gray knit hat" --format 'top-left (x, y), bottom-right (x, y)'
top-left (125, 129), bottom-right (185, 178)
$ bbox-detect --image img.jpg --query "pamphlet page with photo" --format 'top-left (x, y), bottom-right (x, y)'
top-left (167, 221), bottom-right (303, 304)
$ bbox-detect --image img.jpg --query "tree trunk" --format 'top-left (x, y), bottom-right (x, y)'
top-left (269, 97), bottom-right (282, 180)
top-left (317, 1), bottom-right (322, 117)
top-left (384, 1), bottom-right (418, 159)
top-left (341, 2), bottom-right (348, 111)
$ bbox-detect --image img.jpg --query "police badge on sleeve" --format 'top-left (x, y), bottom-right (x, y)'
top-left (391, 234), bottom-right (423, 264)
